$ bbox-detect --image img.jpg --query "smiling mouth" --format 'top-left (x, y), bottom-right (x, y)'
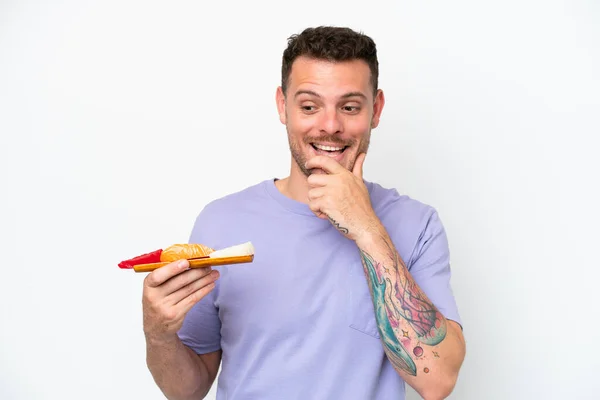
top-left (310, 143), bottom-right (349, 156)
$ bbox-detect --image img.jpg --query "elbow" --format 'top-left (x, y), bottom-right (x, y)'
top-left (416, 323), bottom-right (466, 400)
top-left (420, 375), bottom-right (458, 400)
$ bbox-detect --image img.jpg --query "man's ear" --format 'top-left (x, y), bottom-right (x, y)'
top-left (371, 89), bottom-right (385, 128)
top-left (276, 86), bottom-right (287, 125)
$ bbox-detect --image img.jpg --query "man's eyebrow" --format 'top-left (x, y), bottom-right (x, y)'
top-left (340, 91), bottom-right (368, 100)
top-left (294, 90), bottom-right (321, 98)
top-left (293, 90), bottom-right (367, 100)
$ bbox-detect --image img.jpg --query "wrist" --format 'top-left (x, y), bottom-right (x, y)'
top-left (145, 332), bottom-right (181, 347)
top-left (354, 218), bottom-right (386, 247)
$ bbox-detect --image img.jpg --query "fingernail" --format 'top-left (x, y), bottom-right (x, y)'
top-left (179, 260), bottom-right (187, 268)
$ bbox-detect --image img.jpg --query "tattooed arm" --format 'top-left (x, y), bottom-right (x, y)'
top-left (356, 225), bottom-right (465, 400)
top-left (304, 154), bottom-right (465, 399)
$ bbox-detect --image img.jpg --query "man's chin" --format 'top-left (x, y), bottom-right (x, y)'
top-left (292, 152), bottom-right (352, 177)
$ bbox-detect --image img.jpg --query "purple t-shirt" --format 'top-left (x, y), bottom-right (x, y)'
top-left (178, 178), bottom-right (462, 399)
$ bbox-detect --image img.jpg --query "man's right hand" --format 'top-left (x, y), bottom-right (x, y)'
top-left (142, 259), bottom-right (220, 343)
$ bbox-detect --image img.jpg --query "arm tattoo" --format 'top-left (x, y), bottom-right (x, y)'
top-left (327, 215), bottom-right (349, 234)
top-left (359, 239), bottom-right (447, 376)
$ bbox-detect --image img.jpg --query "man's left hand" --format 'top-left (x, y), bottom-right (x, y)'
top-left (305, 153), bottom-right (380, 242)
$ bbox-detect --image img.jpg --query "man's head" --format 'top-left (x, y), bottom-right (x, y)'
top-left (276, 26), bottom-right (385, 177)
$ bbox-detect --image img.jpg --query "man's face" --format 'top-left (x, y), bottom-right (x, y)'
top-left (276, 56), bottom-right (385, 177)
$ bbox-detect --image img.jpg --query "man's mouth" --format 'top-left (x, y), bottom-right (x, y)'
top-left (310, 143), bottom-right (349, 157)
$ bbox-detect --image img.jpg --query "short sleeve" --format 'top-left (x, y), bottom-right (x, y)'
top-left (408, 209), bottom-right (463, 329)
top-left (177, 209), bottom-right (222, 354)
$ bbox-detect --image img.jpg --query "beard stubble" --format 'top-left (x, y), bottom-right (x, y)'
top-left (287, 127), bottom-right (371, 177)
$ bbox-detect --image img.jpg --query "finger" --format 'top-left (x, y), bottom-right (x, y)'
top-left (308, 187), bottom-right (326, 201)
top-left (352, 152), bottom-right (367, 178)
top-left (307, 173), bottom-right (331, 187)
top-left (177, 280), bottom-right (218, 315)
top-left (308, 199), bottom-right (329, 219)
top-left (161, 266), bottom-right (214, 297)
top-left (145, 259), bottom-right (190, 288)
top-left (168, 270), bottom-right (220, 305)
top-left (305, 156), bottom-right (345, 175)
top-left (315, 211), bottom-right (328, 219)
top-left (308, 198), bottom-right (322, 215)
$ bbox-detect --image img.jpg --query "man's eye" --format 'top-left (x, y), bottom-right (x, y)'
top-left (302, 106), bottom-right (316, 112)
top-left (343, 106), bottom-right (360, 113)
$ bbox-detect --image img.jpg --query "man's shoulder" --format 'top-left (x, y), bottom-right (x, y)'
top-left (367, 180), bottom-right (437, 220)
top-left (192, 179), bottom-right (270, 222)
top-left (187, 179), bottom-right (271, 246)
top-left (205, 179), bottom-right (268, 209)
top-left (367, 181), bottom-right (447, 265)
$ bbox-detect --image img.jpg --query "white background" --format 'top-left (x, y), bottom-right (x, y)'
top-left (1, 0), bottom-right (599, 399)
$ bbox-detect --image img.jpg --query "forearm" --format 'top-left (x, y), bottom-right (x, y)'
top-left (356, 224), bottom-right (465, 400)
top-left (146, 336), bottom-right (212, 400)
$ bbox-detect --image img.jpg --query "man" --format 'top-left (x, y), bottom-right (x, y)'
top-left (142, 26), bottom-right (466, 400)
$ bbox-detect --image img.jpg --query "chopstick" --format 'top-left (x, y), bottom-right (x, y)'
top-left (133, 255), bottom-right (254, 273)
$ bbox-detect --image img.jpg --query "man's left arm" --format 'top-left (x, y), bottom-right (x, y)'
top-left (355, 225), bottom-right (465, 400)
top-left (305, 154), bottom-right (466, 400)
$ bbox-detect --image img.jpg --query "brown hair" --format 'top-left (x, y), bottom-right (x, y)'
top-left (281, 26), bottom-right (379, 96)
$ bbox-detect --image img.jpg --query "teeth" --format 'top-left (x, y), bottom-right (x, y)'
top-left (313, 143), bottom-right (344, 152)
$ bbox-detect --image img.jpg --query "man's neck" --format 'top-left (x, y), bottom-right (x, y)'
top-left (274, 163), bottom-right (310, 205)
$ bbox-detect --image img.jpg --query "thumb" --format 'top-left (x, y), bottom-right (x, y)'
top-left (353, 152), bottom-right (367, 178)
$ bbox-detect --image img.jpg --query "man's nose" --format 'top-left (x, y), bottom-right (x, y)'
top-left (319, 107), bottom-right (343, 135)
